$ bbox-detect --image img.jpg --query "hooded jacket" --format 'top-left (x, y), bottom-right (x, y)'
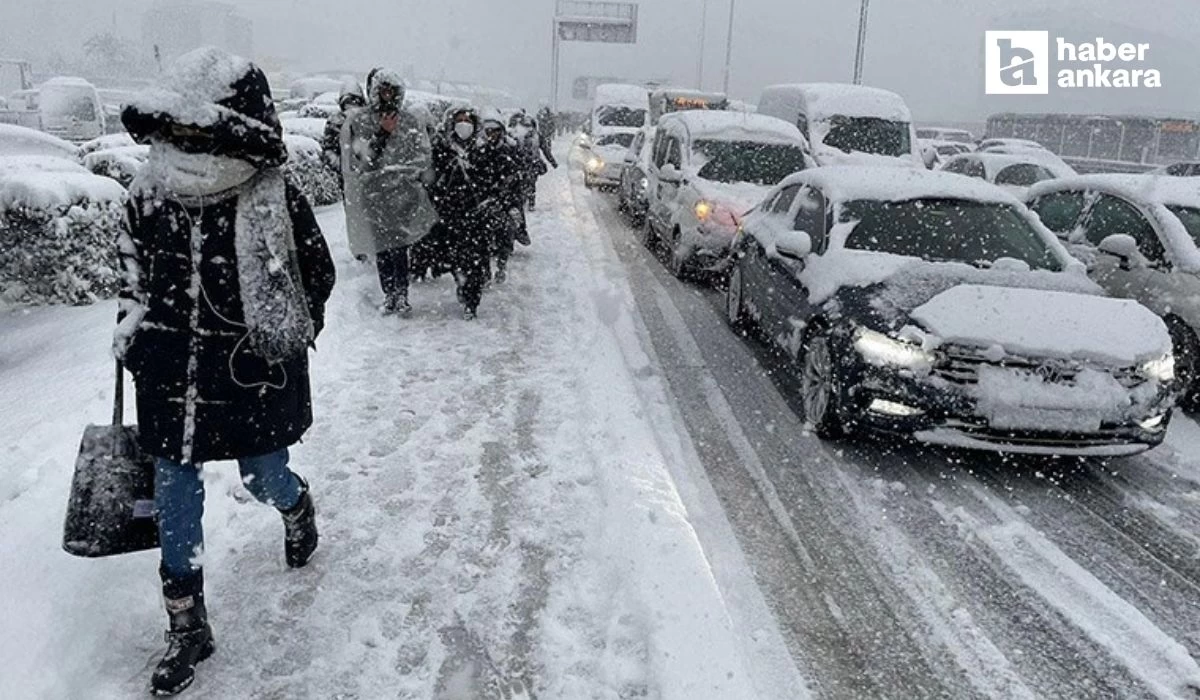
top-left (117, 48), bottom-right (336, 464)
top-left (341, 70), bottom-right (437, 256)
top-left (323, 82), bottom-right (365, 158)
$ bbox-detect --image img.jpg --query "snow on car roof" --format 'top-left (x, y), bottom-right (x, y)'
top-left (1028, 173), bottom-right (1200, 207)
top-left (593, 83), bottom-right (649, 108)
top-left (0, 171), bottom-right (125, 210)
top-left (769, 83), bottom-right (911, 121)
top-left (943, 152), bottom-right (1061, 179)
top-left (782, 165), bottom-right (1021, 205)
top-left (659, 111), bottom-right (805, 145)
top-left (40, 76), bottom-right (94, 88)
top-left (0, 124), bottom-right (78, 158)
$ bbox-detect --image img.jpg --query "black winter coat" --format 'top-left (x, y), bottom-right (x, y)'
top-left (473, 137), bottom-right (524, 212)
top-left (430, 136), bottom-right (483, 224)
top-left (120, 181), bottom-right (336, 464)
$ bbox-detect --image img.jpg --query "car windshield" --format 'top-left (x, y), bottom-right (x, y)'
top-left (821, 115), bottom-right (911, 157)
top-left (40, 88), bottom-right (96, 121)
top-left (1167, 205), bottom-right (1200, 247)
top-left (693, 139), bottom-right (807, 185)
top-left (994, 163), bottom-right (1055, 187)
top-left (597, 106), bottom-right (646, 128)
top-left (841, 198), bottom-right (1062, 270)
top-left (597, 133), bottom-right (634, 148)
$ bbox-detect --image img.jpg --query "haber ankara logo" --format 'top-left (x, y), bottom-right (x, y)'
top-left (986, 31), bottom-right (1049, 94)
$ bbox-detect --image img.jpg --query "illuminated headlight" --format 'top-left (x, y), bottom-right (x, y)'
top-left (694, 200), bottom-right (713, 220)
top-left (1139, 413), bottom-right (1167, 431)
top-left (1139, 352), bottom-right (1175, 382)
top-left (639, 176), bottom-right (649, 191)
top-left (586, 157), bottom-right (604, 172)
top-left (854, 327), bottom-right (935, 370)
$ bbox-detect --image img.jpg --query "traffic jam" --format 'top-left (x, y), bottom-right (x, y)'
top-left (580, 83), bottom-right (1194, 459)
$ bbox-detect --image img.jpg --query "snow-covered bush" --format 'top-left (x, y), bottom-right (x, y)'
top-left (283, 134), bottom-right (340, 206)
top-left (77, 133), bottom-right (137, 157)
top-left (83, 145), bottom-right (149, 187)
top-left (281, 116), bottom-right (327, 142)
top-left (0, 172), bottom-right (126, 305)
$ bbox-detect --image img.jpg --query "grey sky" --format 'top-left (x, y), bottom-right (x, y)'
top-left (3, 0), bottom-right (1197, 121)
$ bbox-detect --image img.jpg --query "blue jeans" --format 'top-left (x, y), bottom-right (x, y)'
top-left (155, 448), bottom-right (302, 579)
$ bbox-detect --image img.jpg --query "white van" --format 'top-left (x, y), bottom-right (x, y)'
top-left (757, 83), bottom-right (920, 167)
top-left (39, 77), bottom-right (105, 142)
top-left (589, 83), bottom-right (649, 138)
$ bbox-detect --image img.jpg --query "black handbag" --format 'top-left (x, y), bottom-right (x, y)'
top-left (62, 361), bottom-right (160, 557)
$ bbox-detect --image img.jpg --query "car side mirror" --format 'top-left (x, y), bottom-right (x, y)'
top-left (660, 164), bottom-right (682, 183)
top-left (1098, 234), bottom-right (1146, 269)
top-left (774, 231), bottom-right (813, 261)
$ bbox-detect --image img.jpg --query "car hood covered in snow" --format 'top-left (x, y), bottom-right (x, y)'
top-left (908, 284), bottom-right (1170, 366)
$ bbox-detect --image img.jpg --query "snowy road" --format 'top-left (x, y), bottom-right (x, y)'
top-left (577, 158), bottom-right (1200, 698)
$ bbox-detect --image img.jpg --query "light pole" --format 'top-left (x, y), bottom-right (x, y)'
top-left (852, 0), bottom-right (870, 85)
top-left (697, 0), bottom-right (709, 90)
top-left (721, 0), bottom-right (736, 94)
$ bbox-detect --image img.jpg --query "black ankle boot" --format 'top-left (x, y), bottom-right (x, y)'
top-left (281, 477), bottom-right (318, 568)
top-left (152, 570), bottom-right (215, 696)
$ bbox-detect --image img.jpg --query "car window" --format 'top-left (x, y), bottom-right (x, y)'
top-left (822, 115), bottom-right (912, 158)
top-left (944, 157), bottom-right (984, 178)
top-left (692, 140), bottom-right (808, 185)
top-left (769, 185), bottom-right (800, 214)
top-left (792, 187), bottom-right (827, 253)
top-left (796, 113), bottom-right (809, 139)
top-left (666, 138), bottom-right (682, 168)
top-left (1029, 190), bottom-right (1086, 234)
top-left (1166, 206), bottom-right (1200, 249)
top-left (1166, 163), bottom-right (1189, 176)
top-left (651, 132), bottom-right (664, 167)
top-left (841, 198), bottom-right (1062, 271)
top-left (1083, 194), bottom-right (1165, 263)
top-left (597, 133), bottom-right (635, 148)
top-left (994, 163), bottom-right (1055, 187)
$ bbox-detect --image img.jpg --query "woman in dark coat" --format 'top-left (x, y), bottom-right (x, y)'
top-left (475, 111), bottom-right (526, 282)
top-left (116, 47), bottom-right (336, 696)
top-left (430, 106), bottom-right (491, 319)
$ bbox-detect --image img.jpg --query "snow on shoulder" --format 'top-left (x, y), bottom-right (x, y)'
top-left (782, 165), bottom-right (1022, 206)
top-left (659, 110), bottom-right (805, 145)
top-left (126, 46), bottom-right (253, 128)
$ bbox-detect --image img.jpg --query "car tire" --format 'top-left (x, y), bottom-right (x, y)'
top-left (1167, 318), bottom-right (1200, 410)
top-left (668, 228), bottom-right (687, 279)
top-left (640, 214), bottom-right (656, 250)
top-left (801, 331), bottom-right (848, 439)
top-left (726, 259), bottom-right (754, 333)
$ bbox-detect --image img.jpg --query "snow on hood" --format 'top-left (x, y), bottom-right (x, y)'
top-left (0, 155), bottom-right (87, 176)
top-left (692, 179), bottom-right (773, 217)
top-left (909, 284), bottom-right (1169, 365)
top-left (811, 144), bottom-right (921, 168)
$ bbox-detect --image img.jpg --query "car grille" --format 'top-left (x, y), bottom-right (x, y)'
top-left (933, 346), bottom-right (1143, 389)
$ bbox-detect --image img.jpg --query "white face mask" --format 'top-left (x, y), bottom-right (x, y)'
top-left (453, 122), bottom-right (475, 141)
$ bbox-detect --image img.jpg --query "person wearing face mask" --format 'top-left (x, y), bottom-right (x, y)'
top-left (474, 110), bottom-right (526, 283)
top-left (430, 106), bottom-right (492, 319)
top-left (341, 69), bottom-right (437, 316)
top-left (116, 47), bottom-right (336, 695)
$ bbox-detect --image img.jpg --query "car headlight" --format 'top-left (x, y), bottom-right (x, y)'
top-left (639, 176), bottom-right (649, 191)
top-left (1140, 352), bottom-right (1176, 382)
top-left (854, 327), bottom-right (935, 370)
top-left (694, 200), bottom-right (713, 220)
top-left (586, 157), bottom-right (604, 172)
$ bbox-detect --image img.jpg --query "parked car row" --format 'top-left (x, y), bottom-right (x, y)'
top-left (580, 82), bottom-right (1197, 459)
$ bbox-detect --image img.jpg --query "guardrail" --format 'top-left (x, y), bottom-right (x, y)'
top-left (1060, 156), bottom-right (1158, 175)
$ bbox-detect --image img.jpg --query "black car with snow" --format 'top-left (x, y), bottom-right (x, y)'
top-left (726, 167), bottom-right (1176, 456)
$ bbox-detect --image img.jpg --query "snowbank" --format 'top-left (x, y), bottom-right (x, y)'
top-left (0, 123), bottom-right (78, 158)
top-left (283, 134), bottom-right (340, 206)
top-left (0, 170), bottom-right (126, 305)
top-left (0, 155), bottom-right (88, 176)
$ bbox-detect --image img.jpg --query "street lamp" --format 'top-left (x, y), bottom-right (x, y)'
top-left (697, 0), bottom-right (709, 90)
top-left (722, 0), bottom-right (736, 94)
top-left (852, 0), bottom-right (871, 85)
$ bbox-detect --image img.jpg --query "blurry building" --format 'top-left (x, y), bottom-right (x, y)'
top-left (142, 1), bottom-right (254, 64)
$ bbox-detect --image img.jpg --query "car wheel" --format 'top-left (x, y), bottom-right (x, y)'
top-left (668, 228), bottom-right (687, 279)
top-left (640, 214), bottom-right (656, 250)
top-left (726, 259), bottom-right (754, 333)
top-left (1167, 319), bottom-right (1200, 410)
top-left (802, 331), bottom-right (847, 439)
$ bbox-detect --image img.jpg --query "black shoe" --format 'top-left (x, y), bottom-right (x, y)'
top-left (515, 228), bottom-right (531, 246)
top-left (281, 477), bottom-right (318, 568)
top-left (463, 307), bottom-right (478, 321)
top-left (152, 572), bottom-right (215, 696)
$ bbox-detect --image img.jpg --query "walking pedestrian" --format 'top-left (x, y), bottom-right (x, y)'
top-left (322, 81), bottom-right (365, 190)
top-left (116, 47), bottom-right (336, 696)
top-left (342, 69), bottom-right (437, 315)
top-left (430, 106), bottom-right (490, 319)
top-left (509, 110), bottom-right (557, 211)
top-left (475, 110), bottom-right (527, 280)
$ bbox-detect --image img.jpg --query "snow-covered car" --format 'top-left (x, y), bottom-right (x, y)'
top-left (918, 139), bottom-right (972, 168)
top-left (940, 151), bottom-right (1062, 198)
top-left (757, 83), bottom-right (922, 167)
top-left (0, 162), bottom-right (126, 304)
top-left (725, 166), bottom-right (1174, 455)
top-left (1150, 161), bottom-right (1200, 177)
top-left (298, 92), bottom-right (340, 120)
top-left (38, 77), bottom-right (105, 142)
top-left (643, 111), bottom-right (811, 278)
top-left (0, 123), bottom-right (78, 159)
top-left (1026, 174), bottom-right (1200, 406)
top-left (582, 131), bottom-right (635, 188)
top-left (281, 116), bottom-right (328, 142)
top-left (617, 127), bottom-right (654, 224)
top-left (916, 126), bottom-right (976, 144)
top-left (979, 145), bottom-right (1076, 179)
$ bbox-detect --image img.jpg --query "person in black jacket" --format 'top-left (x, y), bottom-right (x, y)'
top-left (509, 110), bottom-right (557, 210)
top-left (321, 82), bottom-right (365, 190)
top-left (116, 47), bottom-right (336, 696)
top-left (430, 106), bottom-right (492, 319)
top-left (476, 111), bottom-right (526, 282)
